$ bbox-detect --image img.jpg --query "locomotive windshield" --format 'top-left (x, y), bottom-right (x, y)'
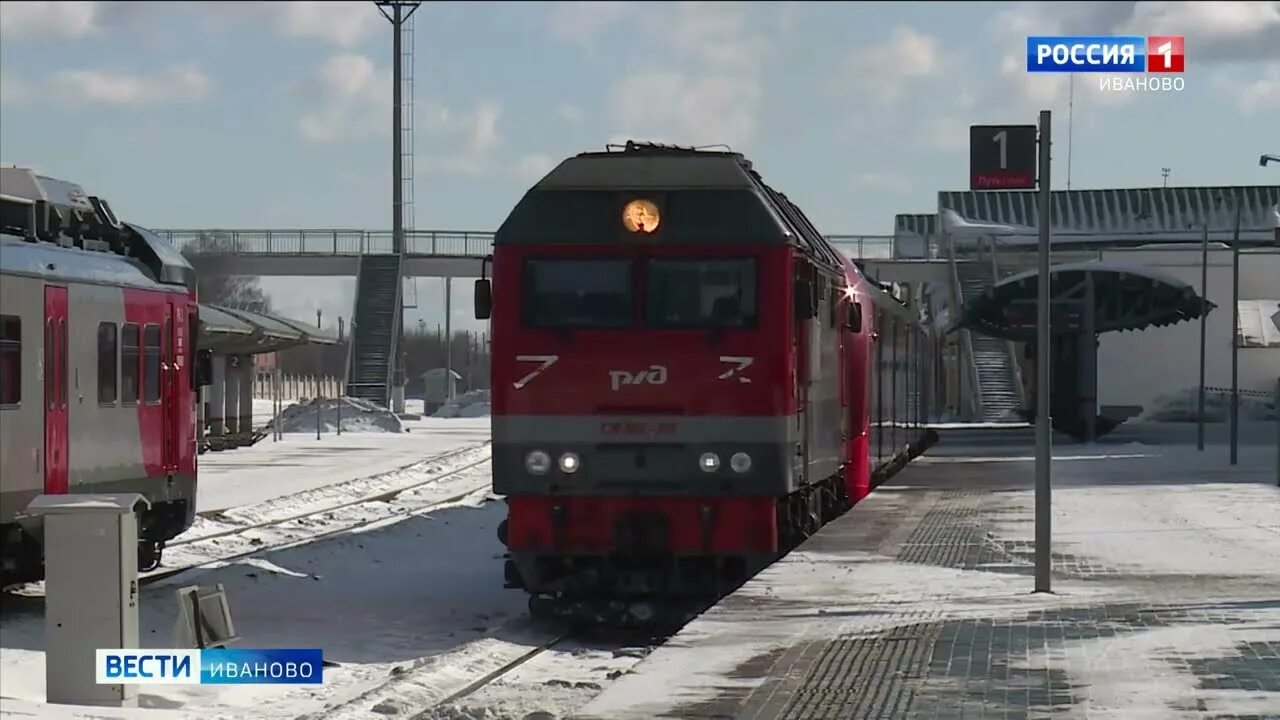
top-left (520, 256), bottom-right (759, 329)
top-left (645, 258), bottom-right (757, 328)
top-left (523, 259), bottom-right (633, 328)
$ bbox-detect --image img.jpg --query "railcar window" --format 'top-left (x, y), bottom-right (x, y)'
top-left (0, 315), bottom-right (19, 406)
top-left (97, 322), bottom-right (117, 404)
top-left (44, 319), bottom-right (55, 409)
top-left (143, 324), bottom-right (161, 403)
top-left (58, 319), bottom-right (67, 409)
top-left (645, 259), bottom-right (757, 328)
top-left (523, 259), bottom-right (633, 328)
top-left (121, 323), bottom-right (140, 404)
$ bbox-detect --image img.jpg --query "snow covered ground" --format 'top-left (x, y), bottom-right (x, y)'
top-left (580, 441), bottom-right (1280, 719)
top-left (432, 390), bottom-right (492, 419)
top-left (195, 419), bottom-right (490, 513)
top-left (2, 426), bottom-right (1276, 719)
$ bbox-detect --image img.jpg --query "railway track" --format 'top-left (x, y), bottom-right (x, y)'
top-left (177, 442), bottom-right (492, 547)
top-left (2, 443), bottom-right (494, 596)
top-left (299, 630), bottom-right (575, 720)
top-left (142, 451), bottom-right (495, 586)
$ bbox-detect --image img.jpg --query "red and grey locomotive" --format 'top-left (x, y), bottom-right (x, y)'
top-left (0, 167), bottom-right (208, 584)
top-left (476, 142), bottom-right (933, 623)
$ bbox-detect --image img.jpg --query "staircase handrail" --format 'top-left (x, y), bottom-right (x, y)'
top-left (385, 249), bottom-right (406, 409)
top-left (945, 232), bottom-right (985, 420)
top-left (988, 237), bottom-right (1027, 413)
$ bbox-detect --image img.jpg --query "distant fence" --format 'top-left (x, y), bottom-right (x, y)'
top-left (253, 372), bottom-right (345, 401)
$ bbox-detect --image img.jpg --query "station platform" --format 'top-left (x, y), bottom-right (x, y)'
top-left (575, 435), bottom-right (1280, 719)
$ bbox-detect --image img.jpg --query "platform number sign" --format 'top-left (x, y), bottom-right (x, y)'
top-left (970, 125), bottom-right (1037, 190)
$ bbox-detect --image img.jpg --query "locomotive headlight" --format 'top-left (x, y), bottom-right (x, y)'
top-left (558, 452), bottom-right (581, 474)
top-left (698, 452), bottom-right (720, 473)
top-left (730, 452), bottom-right (752, 473)
top-left (525, 450), bottom-right (552, 475)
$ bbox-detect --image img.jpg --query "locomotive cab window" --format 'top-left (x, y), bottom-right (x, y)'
top-left (121, 323), bottom-right (140, 404)
top-left (523, 259), bottom-right (633, 328)
top-left (0, 315), bottom-right (19, 406)
top-left (97, 322), bottom-right (117, 404)
top-left (143, 324), bottom-right (161, 403)
top-left (645, 258), bottom-right (757, 328)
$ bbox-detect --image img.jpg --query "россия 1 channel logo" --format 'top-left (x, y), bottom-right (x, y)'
top-left (1026, 35), bottom-right (1185, 93)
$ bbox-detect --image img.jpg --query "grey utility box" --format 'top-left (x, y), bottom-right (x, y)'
top-left (26, 493), bottom-right (149, 708)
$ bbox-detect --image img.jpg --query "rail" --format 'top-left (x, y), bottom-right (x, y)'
top-left (153, 229), bottom-right (905, 260)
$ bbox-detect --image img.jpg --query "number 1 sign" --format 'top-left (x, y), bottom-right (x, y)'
top-left (970, 125), bottom-right (1037, 190)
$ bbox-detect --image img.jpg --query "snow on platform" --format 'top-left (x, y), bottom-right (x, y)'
top-left (195, 418), bottom-right (490, 513)
top-left (577, 441), bottom-right (1280, 720)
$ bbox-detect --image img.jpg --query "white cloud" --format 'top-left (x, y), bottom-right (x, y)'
top-left (419, 100), bottom-right (505, 176)
top-left (993, 1), bottom-right (1280, 64)
top-left (0, 1), bottom-right (98, 39)
top-left (846, 26), bottom-right (940, 105)
top-left (609, 71), bottom-right (761, 148)
top-left (49, 64), bottom-right (211, 106)
top-left (0, 74), bottom-right (28, 107)
top-left (298, 54), bottom-right (388, 143)
top-left (514, 154), bottom-right (556, 182)
top-left (1229, 62), bottom-right (1280, 113)
top-left (584, 2), bottom-right (767, 149)
top-left (277, 1), bottom-right (383, 48)
top-left (852, 172), bottom-right (913, 193)
top-left (1120, 1), bottom-right (1280, 62)
top-left (557, 104), bottom-right (585, 124)
top-left (546, 1), bottom-right (631, 48)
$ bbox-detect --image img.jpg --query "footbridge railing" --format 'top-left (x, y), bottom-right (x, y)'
top-left (154, 229), bottom-right (906, 261)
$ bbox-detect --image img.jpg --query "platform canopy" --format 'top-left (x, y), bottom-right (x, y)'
top-left (198, 304), bottom-right (339, 355)
top-left (1238, 299), bottom-right (1280, 348)
top-left (956, 261), bottom-right (1214, 342)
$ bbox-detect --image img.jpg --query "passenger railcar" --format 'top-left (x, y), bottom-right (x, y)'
top-left (0, 168), bottom-right (208, 584)
top-left (476, 142), bottom-right (935, 624)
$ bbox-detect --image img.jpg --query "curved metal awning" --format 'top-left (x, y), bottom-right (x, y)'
top-left (956, 261), bottom-right (1214, 342)
top-left (198, 304), bottom-right (339, 355)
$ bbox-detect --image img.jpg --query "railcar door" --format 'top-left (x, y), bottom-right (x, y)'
top-left (161, 300), bottom-right (178, 474)
top-left (43, 286), bottom-right (69, 494)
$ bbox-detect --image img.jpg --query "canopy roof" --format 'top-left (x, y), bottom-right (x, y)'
top-left (198, 304), bottom-right (339, 355)
top-left (956, 261), bottom-right (1213, 341)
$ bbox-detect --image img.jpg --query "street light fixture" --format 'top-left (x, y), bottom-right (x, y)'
top-left (1261, 154), bottom-right (1280, 167)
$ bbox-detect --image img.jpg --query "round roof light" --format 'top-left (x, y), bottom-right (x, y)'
top-left (622, 199), bottom-right (660, 234)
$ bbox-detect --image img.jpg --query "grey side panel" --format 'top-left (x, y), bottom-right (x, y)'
top-left (2, 471), bottom-right (196, 542)
top-left (67, 283), bottom-right (146, 489)
top-left (0, 273), bottom-right (44, 522)
top-left (492, 414), bottom-right (801, 497)
top-left (493, 442), bottom-right (794, 497)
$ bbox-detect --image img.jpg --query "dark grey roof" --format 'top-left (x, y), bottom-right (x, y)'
top-left (937, 185), bottom-right (1280, 246)
top-left (1, 233), bottom-right (176, 291)
top-left (957, 260), bottom-right (1213, 341)
top-left (198, 304), bottom-right (338, 355)
top-left (535, 154), bottom-right (755, 190)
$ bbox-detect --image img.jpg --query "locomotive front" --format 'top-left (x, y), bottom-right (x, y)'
top-left (481, 144), bottom-right (819, 624)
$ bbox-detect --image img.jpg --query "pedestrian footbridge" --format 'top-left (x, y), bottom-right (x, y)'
top-left (153, 229), bottom-right (920, 278)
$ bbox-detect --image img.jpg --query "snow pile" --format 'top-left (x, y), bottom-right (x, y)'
top-left (1143, 386), bottom-right (1277, 422)
top-left (269, 397), bottom-right (406, 433)
top-left (433, 390), bottom-right (492, 419)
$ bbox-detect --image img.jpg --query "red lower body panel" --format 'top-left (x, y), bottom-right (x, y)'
top-left (845, 433), bottom-right (871, 502)
top-left (507, 495), bottom-right (779, 556)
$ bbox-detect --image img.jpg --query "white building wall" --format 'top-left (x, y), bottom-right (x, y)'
top-left (1096, 246), bottom-right (1280, 414)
